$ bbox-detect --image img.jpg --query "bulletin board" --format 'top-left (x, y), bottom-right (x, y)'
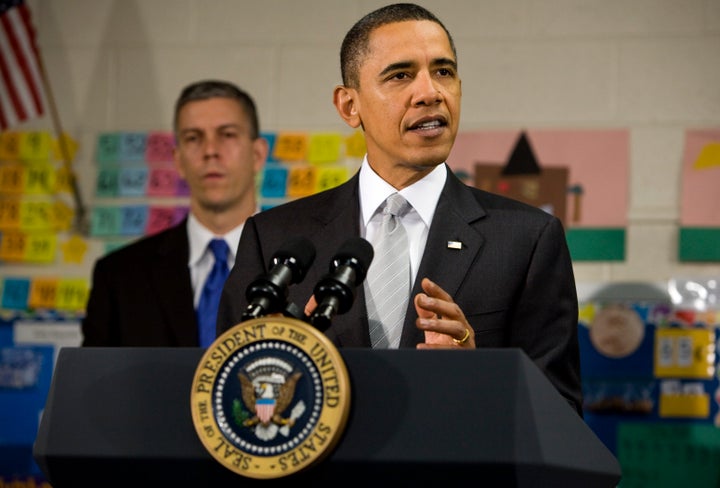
top-left (578, 283), bottom-right (720, 486)
top-left (447, 129), bottom-right (630, 261)
top-left (679, 129), bottom-right (720, 262)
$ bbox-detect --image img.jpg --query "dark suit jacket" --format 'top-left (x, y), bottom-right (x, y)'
top-left (82, 218), bottom-right (199, 347)
top-left (217, 165), bottom-right (582, 414)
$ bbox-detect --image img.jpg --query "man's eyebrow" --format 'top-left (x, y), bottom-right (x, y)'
top-left (431, 57), bottom-right (458, 70)
top-left (378, 61), bottom-right (415, 78)
top-left (178, 124), bottom-right (241, 136)
top-left (377, 57), bottom-right (458, 78)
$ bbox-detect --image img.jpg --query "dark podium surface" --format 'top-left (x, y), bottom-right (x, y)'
top-left (34, 347), bottom-right (621, 487)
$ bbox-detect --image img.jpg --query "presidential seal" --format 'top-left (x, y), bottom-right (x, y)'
top-left (190, 316), bottom-right (351, 479)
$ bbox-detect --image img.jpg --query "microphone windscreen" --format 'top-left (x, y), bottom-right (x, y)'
top-left (332, 237), bottom-right (374, 282)
top-left (272, 236), bottom-right (316, 283)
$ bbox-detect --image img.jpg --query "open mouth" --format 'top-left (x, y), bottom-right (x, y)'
top-left (409, 117), bottom-right (447, 132)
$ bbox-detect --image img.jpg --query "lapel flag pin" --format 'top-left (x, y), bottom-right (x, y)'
top-left (447, 241), bottom-right (462, 250)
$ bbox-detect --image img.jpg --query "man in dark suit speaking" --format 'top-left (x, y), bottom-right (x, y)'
top-left (216, 3), bottom-right (582, 415)
top-left (82, 80), bottom-right (268, 347)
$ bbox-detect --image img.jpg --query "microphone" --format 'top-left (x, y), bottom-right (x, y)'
top-left (310, 237), bottom-right (374, 331)
top-left (242, 236), bottom-right (316, 321)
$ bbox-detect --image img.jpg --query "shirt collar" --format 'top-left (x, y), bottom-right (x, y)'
top-left (359, 156), bottom-right (447, 228)
top-left (187, 213), bottom-right (244, 266)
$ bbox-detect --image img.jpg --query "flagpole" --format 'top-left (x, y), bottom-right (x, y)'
top-left (34, 49), bottom-right (89, 236)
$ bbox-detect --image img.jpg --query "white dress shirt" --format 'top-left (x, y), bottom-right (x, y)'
top-left (187, 214), bottom-right (244, 308)
top-left (358, 157), bottom-right (447, 285)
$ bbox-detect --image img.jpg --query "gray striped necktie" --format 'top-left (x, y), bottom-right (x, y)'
top-left (366, 193), bottom-right (410, 348)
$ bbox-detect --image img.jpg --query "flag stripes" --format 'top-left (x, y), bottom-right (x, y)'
top-left (0, 0), bottom-right (44, 130)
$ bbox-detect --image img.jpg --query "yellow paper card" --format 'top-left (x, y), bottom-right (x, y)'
top-left (316, 166), bottom-right (348, 192)
top-left (52, 133), bottom-right (79, 161)
top-left (52, 201), bottom-right (75, 231)
top-left (61, 234), bottom-right (88, 264)
top-left (56, 278), bottom-right (89, 312)
top-left (654, 328), bottom-right (715, 379)
top-left (23, 232), bottom-right (57, 263)
top-left (308, 133), bottom-right (342, 164)
top-left (20, 200), bottom-right (54, 231)
top-left (19, 131), bottom-right (51, 162)
top-left (24, 162), bottom-right (56, 194)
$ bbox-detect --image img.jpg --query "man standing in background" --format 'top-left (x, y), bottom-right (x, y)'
top-left (82, 80), bottom-right (267, 347)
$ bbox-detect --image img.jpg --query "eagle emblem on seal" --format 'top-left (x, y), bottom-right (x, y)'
top-left (238, 357), bottom-right (303, 430)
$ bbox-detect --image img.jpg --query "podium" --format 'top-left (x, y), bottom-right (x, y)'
top-left (34, 347), bottom-right (621, 487)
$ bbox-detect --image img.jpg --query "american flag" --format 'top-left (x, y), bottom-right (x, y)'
top-left (0, 0), bottom-right (45, 130)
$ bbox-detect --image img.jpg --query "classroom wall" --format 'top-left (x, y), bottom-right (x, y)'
top-left (10, 0), bottom-right (720, 294)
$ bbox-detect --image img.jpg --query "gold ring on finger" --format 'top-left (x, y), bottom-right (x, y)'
top-left (453, 328), bottom-right (471, 346)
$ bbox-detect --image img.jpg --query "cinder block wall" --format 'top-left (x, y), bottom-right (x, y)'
top-left (17, 0), bottom-right (720, 296)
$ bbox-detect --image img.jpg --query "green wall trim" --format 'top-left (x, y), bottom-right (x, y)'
top-left (566, 228), bottom-right (625, 262)
top-left (678, 227), bottom-right (720, 262)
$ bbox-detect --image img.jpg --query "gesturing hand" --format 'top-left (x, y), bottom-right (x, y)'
top-left (414, 278), bottom-right (475, 349)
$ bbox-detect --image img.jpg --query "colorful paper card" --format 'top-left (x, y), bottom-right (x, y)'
top-left (654, 328), bottom-right (715, 379)
top-left (273, 132), bottom-right (308, 161)
top-left (261, 164), bottom-right (289, 198)
top-left (22, 233), bottom-right (57, 263)
top-left (118, 167), bottom-right (149, 197)
top-left (0, 132), bottom-right (21, 161)
top-left (52, 133), bottom-right (79, 162)
top-left (28, 278), bottom-right (58, 310)
top-left (261, 132), bottom-right (278, 162)
top-left (1, 278), bottom-right (30, 310)
top-left (308, 133), bottom-right (342, 164)
top-left (19, 201), bottom-right (53, 231)
top-left (118, 132), bottom-right (148, 163)
top-left (286, 165), bottom-right (317, 197)
top-left (0, 199), bottom-right (21, 229)
top-left (55, 278), bottom-right (89, 312)
top-left (146, 206), bottom-right (177, 235)
top-left (24, 163), bottom-right (55, 195)
top-left (145, 131), bottom-right (175, 163)
top-left (60, 234), bottom-right (87, 264)
top-left (0, 163), bottom-right (24, 194)
top-left (316, 166), bottom-right (349, 192)
top-left (0, 230), bottom-right (27, 261)
top-left (90, 207), bottom-right (122, 236)
top-left (147, 167), bottom-right (179, 197)
top-left (120, 206), bottom-right (148, 235)
top-left (96, 132), bottom-right (121, 165)
top-left (19, 132), bottom-right (51, 162)
top-left (95, 167), bottom-right (120, 197)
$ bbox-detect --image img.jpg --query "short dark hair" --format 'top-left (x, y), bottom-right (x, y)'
top-left (340, 3), bottom-right (457, 88)
top-left (173, 80), bottom-right (260, 139)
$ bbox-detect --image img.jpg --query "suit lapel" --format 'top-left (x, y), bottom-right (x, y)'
top-left (305, 175), bottom-right (372, 347)
top-left (400, 168), bottom-right (487, 347)
top-left (149, 221), bottom-right (198, 345)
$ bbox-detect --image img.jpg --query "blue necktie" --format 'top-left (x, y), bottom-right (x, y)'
top-left (197, 238), bottom-right (230, 347)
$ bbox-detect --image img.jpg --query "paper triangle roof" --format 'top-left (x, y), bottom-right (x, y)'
top-left (502, 131), bottom-right (541, 175)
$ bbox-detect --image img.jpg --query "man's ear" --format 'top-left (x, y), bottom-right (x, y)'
top-left (333, 85), bottom-right (361, 129)
top-left (172, 146), bottom-right (187, 180)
